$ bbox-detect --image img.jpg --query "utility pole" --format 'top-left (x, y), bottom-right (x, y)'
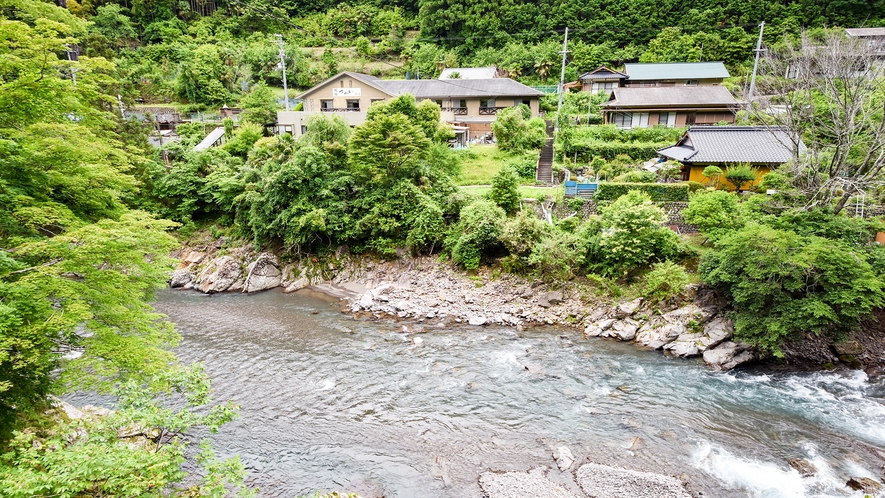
top-left (745, 21), bottom-right (765, 119)
top-left (66, 44), bottom-right (77, 86)
top-left (274, 34), bottom-right (290, 111)
top-left (555, 27), bottom-right (570, 133)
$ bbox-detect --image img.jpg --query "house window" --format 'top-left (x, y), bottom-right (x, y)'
top-left (521, 99), bottom-right (531, 107)
top-left (435, 100), bottom-right (443, 107)
top-left (340, 80), bottom-right (344, 87)
top-left (300, 125), bottom-right (307, 135)
top-left (480, 98), bottom-right (495, 108)
top-left (349, 80), bottom-right (353, 88)
top-left (320, 99), bottom-right (333, 110)
top-left (612, 112), bottom-right (633, 128)
top-left (657, 112), bottom-right (676, 128)
top-left (592, 81), bottom-right (618, 93)
top-left (459, 99), bottom-right (467, 108)
top-left (684, 80), bottom-right (699, 86)
top-left (346, 99), bottom-right (360, 110)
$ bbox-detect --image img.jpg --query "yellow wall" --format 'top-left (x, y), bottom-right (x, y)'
top-left (687, 165), bottom-right (772, 190)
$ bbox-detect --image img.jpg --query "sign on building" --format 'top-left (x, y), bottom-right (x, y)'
top-left (333, 88), bottom-right (361, 97)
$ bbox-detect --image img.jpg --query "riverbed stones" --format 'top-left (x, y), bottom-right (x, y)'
top-left (584, 318), bottom-right (616, 337)
top-left (663, 333), bottom-right (702, 357)
top-left (576, 462), bottom-right (691, 498)
top-left (636, 322), bottom-right (685, 350)
top-left (198, 256), bottom-right (242, 293)
top-left (243, 253), bottom-right (281, 293)
top-left (607, 319), bottom-right (640, 341)
top-left (703, 341), bottom-right (755, 370)
top-left (479, 467), bottom-right (580, 498)
top-left (468, 315), bottom-right (488, 326)
top-left (553, 446), bottom-right (575, 471)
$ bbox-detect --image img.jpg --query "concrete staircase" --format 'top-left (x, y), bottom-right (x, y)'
top-left (535, 120), bottom-right (555, 185)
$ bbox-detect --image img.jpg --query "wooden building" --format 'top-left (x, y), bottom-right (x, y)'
top-left (602, 86), bottom-right (738, 128)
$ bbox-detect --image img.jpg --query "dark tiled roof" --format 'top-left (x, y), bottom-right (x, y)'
top-left (658, 126), bottom-right (806, 164)
top-left (604, 86), bottom-right (737, 108)
top-left (623, 62), bottom-right (730, 80)
top-left (379, 78), bottom-right (544, 98)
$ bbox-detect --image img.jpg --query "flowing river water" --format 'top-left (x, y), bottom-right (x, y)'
top-left (110, 288), bottom-right (885, 496)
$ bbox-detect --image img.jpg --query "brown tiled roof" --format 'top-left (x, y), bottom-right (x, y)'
top-left (604, 86), bottom-right (737, 108)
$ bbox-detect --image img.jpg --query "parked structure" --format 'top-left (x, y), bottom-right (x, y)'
top-left (602, 86), bottom-right (738, 128)
top-left (276, 71), bottom-right (544, 137)
top-left (657, 126), bottom-right (805, 188)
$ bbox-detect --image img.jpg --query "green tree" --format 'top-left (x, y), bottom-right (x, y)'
top-left (348, 113), bottom-right (431, 185)
top-left (681, 190), bottom-right (743, 241)
top-left (702, 165), bottom-right (723, 188)
top-left (491, 105), bottom-right (546, 153)
top-left (239, 83), bottom-right (279, 125)
top-left (448, 199), bottom-right (505, 269)
top-left (700, 224), bottom-right (885, 354)
top-left (89, 3), bottom-right (136, 47)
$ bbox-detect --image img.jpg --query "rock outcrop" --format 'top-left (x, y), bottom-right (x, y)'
top-left (243, 253), bottom-right (281, 293)
top-left (196, 255), bottom-right (242, 293)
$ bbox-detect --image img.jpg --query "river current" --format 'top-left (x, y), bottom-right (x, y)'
top-left (110, 289), bottom-right (885, 496)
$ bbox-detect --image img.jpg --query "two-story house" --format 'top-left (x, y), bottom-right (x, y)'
top-left (276, 71), bottom-right (544, 137)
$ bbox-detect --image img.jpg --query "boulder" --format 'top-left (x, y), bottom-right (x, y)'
top-left (636, 322), bottom-right (685, 349)
top-left (358, 292), bottom-right (374, 309)
top-left (243, 253), bottom-right (282, 293)
top-left (703, 341), bottom-right (755, 371)
top-left (468, 316), bottom-right (488, 326)
top-left (846, 477), bottom-right (882, 495)
top-left (788, 459), bottom-right (816, 477)
top-left (833, 340), bottom-right (865, 356)
top-left (547, 290), bottom-right (564, 305)
top-left (169, 269), bottom-right (193, 288)
top-left (701, 316), bottom-right (734, 349)
top-left (198, 256), bottom-right (242, 293)
top-left (584, 318), bottom-right (616, 338)
top-left (609, 319), bottom-right (640, 341)
top-left (552, 446), bottom-right (575, 471)
top-left (180, 250), bottom-right (206, 266)
top-left (284, 277), bottom-right (309, 293)
top-left (615, 298), bottom-right (642, 318)
top-left (664, 333), bottom-right (703, 357)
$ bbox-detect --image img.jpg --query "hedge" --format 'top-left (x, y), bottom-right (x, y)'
top-left (594, 182), bottom-right (690, 202)
top-left (558, 141), bottom-right (674, 162)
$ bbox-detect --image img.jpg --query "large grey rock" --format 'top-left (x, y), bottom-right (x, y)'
top-left (664, 333), bottom-right (703, 357)
top-left (576, 462), bottom-right (691, 498)
top-left (169, 269), bottom-right (193, 288)
top-left (615, 298), bottom-right (642, 318)
top-left (636, 322), bottom-right (685, 349)
top-left (703, 341), bottom-right (755, 371)
top-left (584, 318), bottom-right (616, 338)
top-left (846, 477), bottom-right (883, 495)
top-left (468, 316), bottom-right (488, 326)
top-left (833, 340), bottom-right (864, 356)
top-left (284, 277), bottom-right (309, 293)
top-left (243, 253), bottom-right (282, 293)
top-left (701, 316), bottom-right (734, 350)
top-left (553, 446), bottom-right (575, 471)
top-left (480, 467), bottom-right (579, 498)
top-left (358, 292), bottom-right (374, 309)
top-left (198, 256), bottom-right (242, 293)
top-left (609, 319), bottom-right (640, 341)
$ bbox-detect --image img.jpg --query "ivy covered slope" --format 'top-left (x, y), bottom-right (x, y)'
top-left (0, 1), bottom-right (251, 496)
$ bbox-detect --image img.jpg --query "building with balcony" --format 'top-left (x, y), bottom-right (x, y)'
top-left (276, 71), bottom-right (544, 137)
top-left (602, 86), bottom-right (738, 128)
top-left (579, 62), bottom-right (730, 93)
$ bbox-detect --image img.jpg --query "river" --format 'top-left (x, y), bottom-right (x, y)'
top-left (143, 288), bottom-right (885, 497)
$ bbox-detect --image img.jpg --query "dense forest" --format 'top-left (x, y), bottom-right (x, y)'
top-left (1, 0), bottom-right (885, 495)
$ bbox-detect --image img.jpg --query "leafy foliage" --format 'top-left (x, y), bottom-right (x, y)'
top-left (642, 261), bottom-right (690, 302)
top-left (595, 183), bottom-right (689, 202)
top-left (700, 224), bottom-right (884, 354)
top-left (447, 199), bottom-right (505, 269)
top-left (681, 190), bottom-right (743, 241)
top-left (488, 166), bottom-right (521, 215)
top-left (491, 105), bottom-right (547, 153)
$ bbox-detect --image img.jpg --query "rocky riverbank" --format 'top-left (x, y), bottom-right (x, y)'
top-left (166, 236), bottom-right (885, 374)
top-left (166, 240), bottom-right (757, 371)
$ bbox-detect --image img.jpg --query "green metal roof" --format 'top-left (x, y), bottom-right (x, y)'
top-left (623, 62), bottom-right (730, 81)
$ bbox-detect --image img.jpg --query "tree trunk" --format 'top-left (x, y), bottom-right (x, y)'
top-left (833, 190), bottom-right (852, 215)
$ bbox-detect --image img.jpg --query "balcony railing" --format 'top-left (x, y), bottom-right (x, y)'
top-left (320, 108), bottom-right (361, 112)
top-left (442, 106), bottom-right (468, 115)
top-left (478, 106), bottom-right (510, 115)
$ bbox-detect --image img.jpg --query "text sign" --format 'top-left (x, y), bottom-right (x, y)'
top-left (333, 88), bottom-right (361, 97)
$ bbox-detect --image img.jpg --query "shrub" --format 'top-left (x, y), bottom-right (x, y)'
top-left (642, 261), bottom-right (690, 302)
top-left (681, 190), bottom-right (743, 241)
top-left (488, 166), bottom-right (521, 215)
top-left (702, 165), bottom-right (723, 187)
top-left (617, 170), bottom-right (657, 183)
top-left (507, 156), bottom-right (538, 179)
top-left (595, 182), bottom-right (689, 202)
top-left (590, 190), bottom-right (680, 276)
top-left (499, 211), bottom-right (550, 257)
top-left (448, 199), bottom-right (506, 269)
top-left (700, 224), bottom-right (885, 354)
top-left (724, 164), bottom-right (758, 191)
top-left (527, 230), bottom-right (587, 281)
